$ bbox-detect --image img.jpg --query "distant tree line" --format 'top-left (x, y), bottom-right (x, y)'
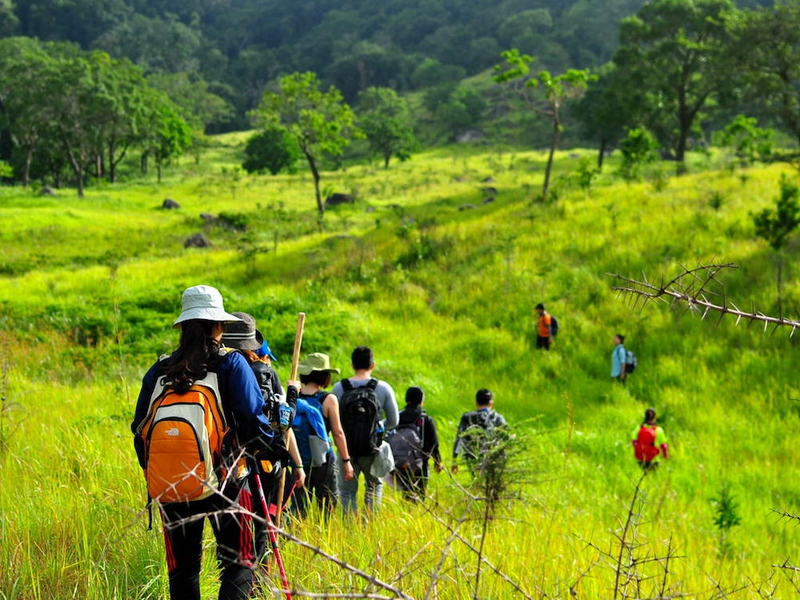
top-left (0, 0), bottom-right (796, 204)
top-left (0, 0), bottom-right (692, 129)
top-left (574, 0), bottom-right (799, 168)
top-left (0, 37), bottom-right (195, 194)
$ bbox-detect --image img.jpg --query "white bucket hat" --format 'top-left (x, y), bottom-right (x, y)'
top-left (172, 285), bottom-right (242, 328)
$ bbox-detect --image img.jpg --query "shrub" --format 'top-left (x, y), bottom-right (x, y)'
top-left (242, 127), bottom-right (299, 175)
top-left (574, 157), bottom-right (600, 194)
top-left (708, 190), bottom-right (724, 211)
top-left (216, 211), bottom-right (250, 231)
top-left (619, 127), bottom-right (659, 181)
top-left (714, 114), bottom-right (774, 167)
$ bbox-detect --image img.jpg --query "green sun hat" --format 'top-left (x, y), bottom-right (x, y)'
top-left (297, 353), bottom-right (340, 375)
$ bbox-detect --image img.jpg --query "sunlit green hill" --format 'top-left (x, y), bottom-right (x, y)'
top-left (0, 138), bottom-right (798, 598)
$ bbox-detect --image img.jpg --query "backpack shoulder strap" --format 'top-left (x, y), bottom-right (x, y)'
top-left (366, 378), bottom-right (379, 391)
top-left (341, 378), bottom-right (353, 391)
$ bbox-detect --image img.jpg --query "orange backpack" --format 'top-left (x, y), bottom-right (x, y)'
top-left (634, 424), bottom-right (659, 462)
top-left (136, 372), bottom-right (229, 503)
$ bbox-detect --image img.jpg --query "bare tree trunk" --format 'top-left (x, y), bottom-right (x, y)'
top-left (598, 138), bottom-right (607, 169)
top-left (23, 147), bottom-right (32, 187)
top-left (676, 124), bottom-right (688, 167)
top-left (109, 142), bottom-right (127, 184)
top-left (303, 149), bottom-right (324, 216)
top-left (384, 151), bottom-right (391, 169)
top-left (63, 140), bottom-right (85, 197)
top-left (108, 141), bottom-right (115, 183)
top-left (542, 115), bottom-right (560, 201)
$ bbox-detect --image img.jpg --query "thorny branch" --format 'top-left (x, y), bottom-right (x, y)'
top-left (609, 263), bottom-right (800, 336)
top-left (772, 559), bottom-right (800, 574)
top-left (771, 509), bottom-right (800, 525)
top-left (420, 501), bottom-right (538, 600)
top-left (151, 455), bottom-right (414, 600)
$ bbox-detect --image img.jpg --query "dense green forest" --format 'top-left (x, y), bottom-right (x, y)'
top-left (0, 0), bottom-right (775, 126)
top-left (0, 0), bottom-right (797, 198)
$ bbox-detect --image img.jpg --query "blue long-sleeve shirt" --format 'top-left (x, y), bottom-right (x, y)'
top-left (611, 344), bottom-right (626, 378)
top-left (131, 351), bottom-right (272, 448)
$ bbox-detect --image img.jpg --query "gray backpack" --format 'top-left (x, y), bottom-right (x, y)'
top-left (388, 423), bottom-right (424, 471)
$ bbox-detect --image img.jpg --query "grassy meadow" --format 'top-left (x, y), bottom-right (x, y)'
top-left (0, 135), bottom-right (798, 599)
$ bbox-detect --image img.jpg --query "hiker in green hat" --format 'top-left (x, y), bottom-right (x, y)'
top-left (292, 353), bottom-right (354, 516)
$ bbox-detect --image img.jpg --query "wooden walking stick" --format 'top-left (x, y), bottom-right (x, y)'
top-left (277, 312), bottom-right (305, 527)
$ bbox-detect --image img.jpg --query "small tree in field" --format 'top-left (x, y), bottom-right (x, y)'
top-left (494, 49), bottom-right (590, 202)
top-left (711, 483), bottom-right (741, 556)
top-left (752, 175), bottom-right (800, 314)
top-left (619, 127), bottom-right (660, 181)
top-left (242, 127), bottom-right (299, 175)
top-left (141, 93), bottom-right (192, 183)
top-left (255, 72), bottom-right (362, 217)
top-left (357, 86), bottom-right (417, 168)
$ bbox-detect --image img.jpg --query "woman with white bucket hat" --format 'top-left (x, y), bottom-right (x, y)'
top-left (131, 285), bottom-right (272, 600)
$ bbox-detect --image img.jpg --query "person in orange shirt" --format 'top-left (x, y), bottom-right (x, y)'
top-left (535, 303), bottom-right (553, 350)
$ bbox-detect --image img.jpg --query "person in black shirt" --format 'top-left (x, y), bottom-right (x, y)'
top-left (392, 386), bottom-right (442, 501)
top-left (452, 389), bottom-right (507, 472)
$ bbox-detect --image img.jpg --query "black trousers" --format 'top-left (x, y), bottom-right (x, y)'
top-left (536, 335), bottom-right (551, 350)
top-left (160, 483), bottom-right (255, 600)
top-left (293, 457), bottom-right (338, 517)
top-left (395, 464), bottom-right (428, 501)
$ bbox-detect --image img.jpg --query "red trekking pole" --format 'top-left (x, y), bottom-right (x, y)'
top-left (252, 461), bottom-right (292, 599)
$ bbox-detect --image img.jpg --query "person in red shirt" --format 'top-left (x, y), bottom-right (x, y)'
top-left (631, 408), bottom-right (669, 470)
top-left (535, 303), bottom-right (553, 350)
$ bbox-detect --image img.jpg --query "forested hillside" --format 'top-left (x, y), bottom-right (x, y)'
top-left (0, 0), bottom-right (770, 128)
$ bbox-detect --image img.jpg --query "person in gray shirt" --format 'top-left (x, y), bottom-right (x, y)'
top-left (332, 346), bottom-right (398, 513)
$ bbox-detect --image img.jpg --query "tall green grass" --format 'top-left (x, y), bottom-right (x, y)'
top-left (0, 139), bottom-right (798, 597)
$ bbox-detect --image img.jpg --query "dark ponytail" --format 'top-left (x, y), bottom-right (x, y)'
top-left (159, 320), bottom-right (222, 393)
top-left (644, 407), bottom-right (656, 424)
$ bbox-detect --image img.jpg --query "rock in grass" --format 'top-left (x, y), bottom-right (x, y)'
top-left (40, 185), bottom-right (57, 196)
top-left (184, 233), bottom-right (212, 248)
top-left (482, 186), bottom-right (498, 195)
top-left (482, 176), bottom-right (495, 183)
top-left (162, 198), bottom-right (180, 209)
top-left (325, 193), bottom-right (355, 207)
top-left (325, 234), bottom-right (357, 246)
top-left (459, 204), bottom-right (476, 211)
top-left (482, 196), bottom-right (496, 205)
top-left (200, 212), bottom-right (216, 222)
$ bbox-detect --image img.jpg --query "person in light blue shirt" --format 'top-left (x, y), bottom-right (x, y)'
top-left (611, 333), bottom-right (627, 383)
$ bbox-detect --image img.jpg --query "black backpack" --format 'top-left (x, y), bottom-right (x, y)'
top-left (625, 349), bottom-right (637, 373)
top-left (550, 315), bottom-right (559, 337)
top-left (339, 379), bottom-right (381, 458)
